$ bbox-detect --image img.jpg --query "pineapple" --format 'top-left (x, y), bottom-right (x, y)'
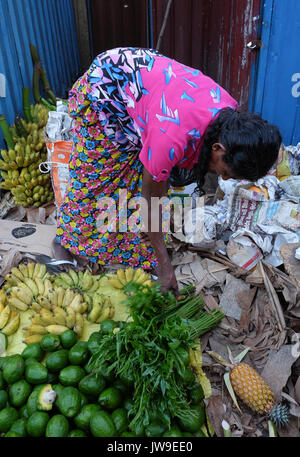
top-left (229, 362), bottom-right (275, 414)
top-left (208, 348), bottom-right (290, 428)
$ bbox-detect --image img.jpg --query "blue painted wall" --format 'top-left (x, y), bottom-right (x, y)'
top-left (250, 0), bottom-right (300, 146)
top-left (0, 0), bottom-right (80, 148)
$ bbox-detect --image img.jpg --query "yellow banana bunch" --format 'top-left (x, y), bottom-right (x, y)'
top-left (53, 271), bottom-right (77, 288)
top-left (7, 263), bottom-right (48, 282)
top-left (1, 310), bottom-right (20, 336)
top-left (87, 294), bottom-right (105, 323)
top-left (51, 306), bottom-right (67, 326)
top-left (7, 296), bottom-right (29, 312)
top-left (108, 267), bottom-right (152, 290)
top-left (68, 293), bottom-right (86, 314)
top-left (0, 305), bottom-right (11, 329)
top-left (97, 304), bottom-right (115, 323)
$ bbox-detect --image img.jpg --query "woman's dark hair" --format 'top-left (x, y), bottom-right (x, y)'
top-left (169, 108), bottom-right (282, 195)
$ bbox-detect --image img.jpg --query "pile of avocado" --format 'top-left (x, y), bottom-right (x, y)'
top-left (0, 320), bottom-right (206, 437)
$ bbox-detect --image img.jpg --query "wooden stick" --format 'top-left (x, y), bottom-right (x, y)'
top-left (258, 261), bottom-right (286, 332)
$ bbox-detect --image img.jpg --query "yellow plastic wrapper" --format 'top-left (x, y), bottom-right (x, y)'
top-left (189, 342), bottom-right (212, 399)
top-left (189, 342), bottom-right (214, 437)
top-left (276, 146), bottom-right (292, 181)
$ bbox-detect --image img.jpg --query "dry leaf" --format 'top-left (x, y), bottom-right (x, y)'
top-left (218, 274), bottom-right (250, 320)
top-left (260, 345), bottom-right (298, 401)
top-left (205, 395), bottom-right (226, 437)
top-left (294, 375), bottom-right (300, 405)
top-left (0, 248), bottom-right (24, 277)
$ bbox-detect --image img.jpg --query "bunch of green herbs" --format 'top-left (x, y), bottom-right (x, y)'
top-left (87, 282), bottom-right (224, 432)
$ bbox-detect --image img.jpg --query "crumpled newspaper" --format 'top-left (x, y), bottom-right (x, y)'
top-left (185, 172), bottom-right (300, 267)
top-left (45, 110), bottom-right (74, 142)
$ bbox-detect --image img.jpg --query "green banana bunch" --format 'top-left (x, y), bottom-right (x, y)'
top-left (53, 269), bottom-right (102, 294)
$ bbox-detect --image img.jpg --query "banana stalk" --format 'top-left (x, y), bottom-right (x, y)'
top-left (0, 115), bottom-right (14, 150)
top-left (22, 87), bottom-right (32, 123)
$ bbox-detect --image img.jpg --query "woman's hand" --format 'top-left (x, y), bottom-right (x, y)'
top-left (141, 167), bottom-right (180, 298)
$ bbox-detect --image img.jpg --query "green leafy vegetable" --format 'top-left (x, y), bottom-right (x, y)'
top-left (87, 282), bottom-right (224, 433)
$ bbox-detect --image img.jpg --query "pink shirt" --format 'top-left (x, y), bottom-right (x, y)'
top-left (124, 57), bottom-right (238, 182)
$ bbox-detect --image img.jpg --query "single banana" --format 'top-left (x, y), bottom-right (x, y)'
top-left (4, 273), bottom-right (20, 286)
top-left (78, 271), bottom-right (84, 282)
top-left (23, 277), bottom-right (39, 296)
top-left (10, 286), bottom-right (33, 305)
top-left (116, 268), bottom-right (127, 285)
top-left (125, 267), bottom-right (134, 283)
top-left (108, 277), bottom-right (124, 289)
top-left (36, 263), bottom-right (47, 279)
top-left (52, 306), bottom-right (67, 326)
top-left (0, 303), bottom-right (4, 314)
top-left (0, 289), bottom-right (6, 305)
top-left (89, 279), bottom-right (100, 293)
top-left (56, 287), bottom-right (65, 308)
top-left (68, 294), bottom-right (82, 311)
top-left (62, 289), bottom-right (75, 308)
top-left (8, 296), bottom-right (28, 312)
top-left (43, 279), bottom-right (53, 298)
top-left (10, 267), bottom-right (25, 281)
top-left (34, 277), bottom-right (45, 296)
top-left (82, 270), bottom-right (93, 290)
top-left (48, 289), bottom-right (58, 307)
top-left (31, 302), bottom-right (42, 312)
top-left (80, 302), bottom-right (88, 313)
top-left (30, 314), bottom-right (47, 326)
top-left (97, 305), bottom-right (115, 323)
top-left (2, 311), bottom-right (20, 336)
top-left (23, 324), bottom-right (48, 335)
top-left (33, 262), bottom-right (42, 279)
top-left (39, 309), bottom-right (57, 326)
top-left (88, 301), bottom-right (103, 323)
top-left (142, 279), bottom-right (153, 288)
top-left (82, 293), bottom-right (93, 308)
top-left (73, 313), bottom-right (84, 337)
top-left (58, 272), bottom-right (74, 287)
top-left (18, 263), bottom-right (29, 278)
top-left (27, 262), bottom-right (36, 279)
top-left (0, 305), bottom-right (11, 329)
top-left (133, 268), bottom-right (144, 282)
top-left (134, 270), bottom-right (149, 284)
top-left (46, 324), bottom-right (69, 335)
top-left (23, 334), bottom-right (43, 345)
top-left (37, 295), bottom-right (53, 311)
top-left (65, 307), bottom-right (76, 328)
top-left (68, 269), bottom-right (79, 286)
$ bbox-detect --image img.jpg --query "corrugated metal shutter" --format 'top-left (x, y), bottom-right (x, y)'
top-left (251, 0), bottom-right (300, 145)
top-left (151, 0), bottom-right (261, 111)
top-left (0, 0), bottom-right (80, 148)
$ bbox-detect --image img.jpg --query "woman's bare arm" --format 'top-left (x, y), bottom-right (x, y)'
top-left (141, 167), bottom-right (179, 297)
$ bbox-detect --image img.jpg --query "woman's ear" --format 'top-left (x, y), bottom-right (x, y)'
top-left (212, 142), bottom-right (226, 154)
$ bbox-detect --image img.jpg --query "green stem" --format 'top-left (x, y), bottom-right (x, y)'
top-left (0, 115), bottom-right (14, 149)
top-left (22, 87), bottom-right (32, 122)
top-left (33, 62), bottom-right (42, 103)
top-left (41, 97), bottom-right (56, 111)
top-left (30, 43), bottom-right (40, 65)
top-left (15, 115), bottom-right (28, 138)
